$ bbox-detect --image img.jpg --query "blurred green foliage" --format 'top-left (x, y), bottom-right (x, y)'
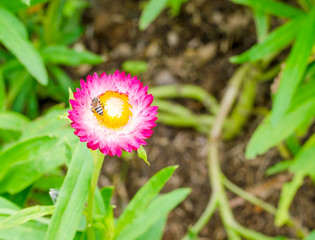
top-left (231, 0), bottom-right (315, 231)
top-left (139, 0), bottom-right (187, 30)
top-left (0, 0), bottom-right (103, 118)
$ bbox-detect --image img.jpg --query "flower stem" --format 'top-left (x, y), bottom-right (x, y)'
top-left (86, 150), bottom-right (104, 240)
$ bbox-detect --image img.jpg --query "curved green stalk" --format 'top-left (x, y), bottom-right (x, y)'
top-left (149, 84), bottom-right (219, 114)
top-left (222, 176), bottom-right (276, 215)
top-left (182, 193), bottom-right (218, 240)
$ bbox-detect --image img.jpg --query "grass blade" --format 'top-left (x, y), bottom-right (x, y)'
top-left (0, 8), bottom-right (48, 85)
top-left (115, 188), bottom-right (190, 240)
top-left (45, 141), bottom-right (94, 240)
top-left (231, 0), bottom-right (305, 19)
top-left (271, 8), bottom-right (315, 124)
top-left (0, 219), bottom-right (47, 240)
top-left (41, 45), bottom-right (103, 66)
top-left (230, 16), bottom-right (304, 64)
top-left (245, 99), bottom-right (315, 159)
top-left (0, 111), bottom-right (29, 132)
top-left (253, 9), bottom-right (269, 43)
top-left (275, 173), bottom-right (304, 226)
top-left (0, 205), bottom-right (54, 229)
top-left (0, 68), bottom-right (5, 110)
top-left (136, 215), bottom-right (167, 240)
top-left (139, 0), bottom-right (168, 30)
top-left (0, 133), bottom-right (70, 194)
top-left (114, 165), bottom-right (178, 237)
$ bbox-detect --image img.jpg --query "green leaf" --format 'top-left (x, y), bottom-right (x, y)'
top-left (99, 186), bottom-right (115, 239)
top-left (115, 188), bottom-right (190, 240)
top-left (41, 45), bottom-right (104, 66)
top-left (253, 9), bottom-right (269, 43)
top-left (6, 70), bottom-right (29, 109)
top-left (19, 106), bottom-right (77, 151)
top-left (0, 68), bottom-right (6, 110)
top-left (26, 91), bottom-right (39, 119)
top-left (0, 198), bottom-right (48, 239)
top-left (0, 7), bottom-right (27, 39)
top-left (268, 135), bottom-right (315, 226)
top-left (100, 186), bottom-right (114, 214)
top-left (0, 8), bottom-right (48, 85)
top-left (122, 60), bottom-right (148, 75)
top-left (12, 75), bottom-right (34, 114)
top-left (166, 0), bottom-right (187, 16)
top-left (43, 0), bottom-right (65, 45)
top-left (0, 218), bottom-right (47, 240)
top-left (265, 160), bottom-right (292, 176)
top-left (285, 134), bottom-right (301, 155)
top-left (114, 165), bottom-right (178, 237)
top-left (289, 134), bottom-right (315, 180)
top-left (0, 205), bottom-right (54, 229)
top-left (0, 196), bottom-right (20, 210)
top-left (231, 0), bottom-right (305, 19)
top-left (0, 111), bottom-right (29, 143)
top-left (275, 173), bottom-right (304, 226)
top-left (0, 111), bottom-right (29, 132)
top-left (305, 230), bottom-right (315, 240)
top-left (0, 136), bottom-right (70, 194)
top-left (33, 175), bottom-right (64, 191)
top-left (230, 16), bottom-right (304, 64)
top-left (305, 61), bottom-right (315, 82)
top-left (0, 0), bottom-right (49, 12)
top-left (21, 0), bottom-right (30, 5)
top-left (245, 99), bottom-right (315, 159)
top-left (271, 8), bottom-right (315, 124)
top-left (45, 141), bottom-right (94, 240)
top-left (6, 186), bottom-right (32, 208)
top-left (49, 66), bottom-right (74, 97)
top-left (69, 87), bottom-right (74, 109)
top-left (136, 216), bottom-right (167, 240)
top-left (139, 0), bottom-right (168, 30)
top-left (137, 145), bottom-right (150, 166)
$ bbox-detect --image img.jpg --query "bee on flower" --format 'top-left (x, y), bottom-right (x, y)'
top-left (68, 71), bottom-right (158, 157)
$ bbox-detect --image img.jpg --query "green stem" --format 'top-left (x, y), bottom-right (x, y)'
top-left (209, 142), bottom-right (241, 240)
top-left (207, 65), bottom-right (250, 239)
top-left (86, 150), bottom-right (104, 240)
top-left (232, 223), bottom-right (274, 240)
top-left (276, 142), bottom-right (291, 159)
top-left (182, 193), bottom-right (218, 240)
top-left (222, 176), bottom-right (276, 215)
top-left (149, 84), bottom-right (219, 114)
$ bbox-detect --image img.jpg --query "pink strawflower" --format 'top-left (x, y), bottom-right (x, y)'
top-left (68, 71), bottom-right (158, 157)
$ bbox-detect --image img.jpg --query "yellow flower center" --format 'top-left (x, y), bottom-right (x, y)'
top-left (94, 91), bottom-right (132, 130)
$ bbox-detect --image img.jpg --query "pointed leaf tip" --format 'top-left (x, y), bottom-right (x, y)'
top-left (137, 145), bottom-right (150, 166)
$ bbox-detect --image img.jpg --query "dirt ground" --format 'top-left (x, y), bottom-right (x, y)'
top-left (76, 0), bottom-right (315, 239)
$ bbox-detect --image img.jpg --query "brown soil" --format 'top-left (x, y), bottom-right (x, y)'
top-left (77, 0), bottom-right (315, 239)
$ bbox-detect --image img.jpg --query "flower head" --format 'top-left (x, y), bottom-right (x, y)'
top-left (68, 71), bottom-right (158, 157)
